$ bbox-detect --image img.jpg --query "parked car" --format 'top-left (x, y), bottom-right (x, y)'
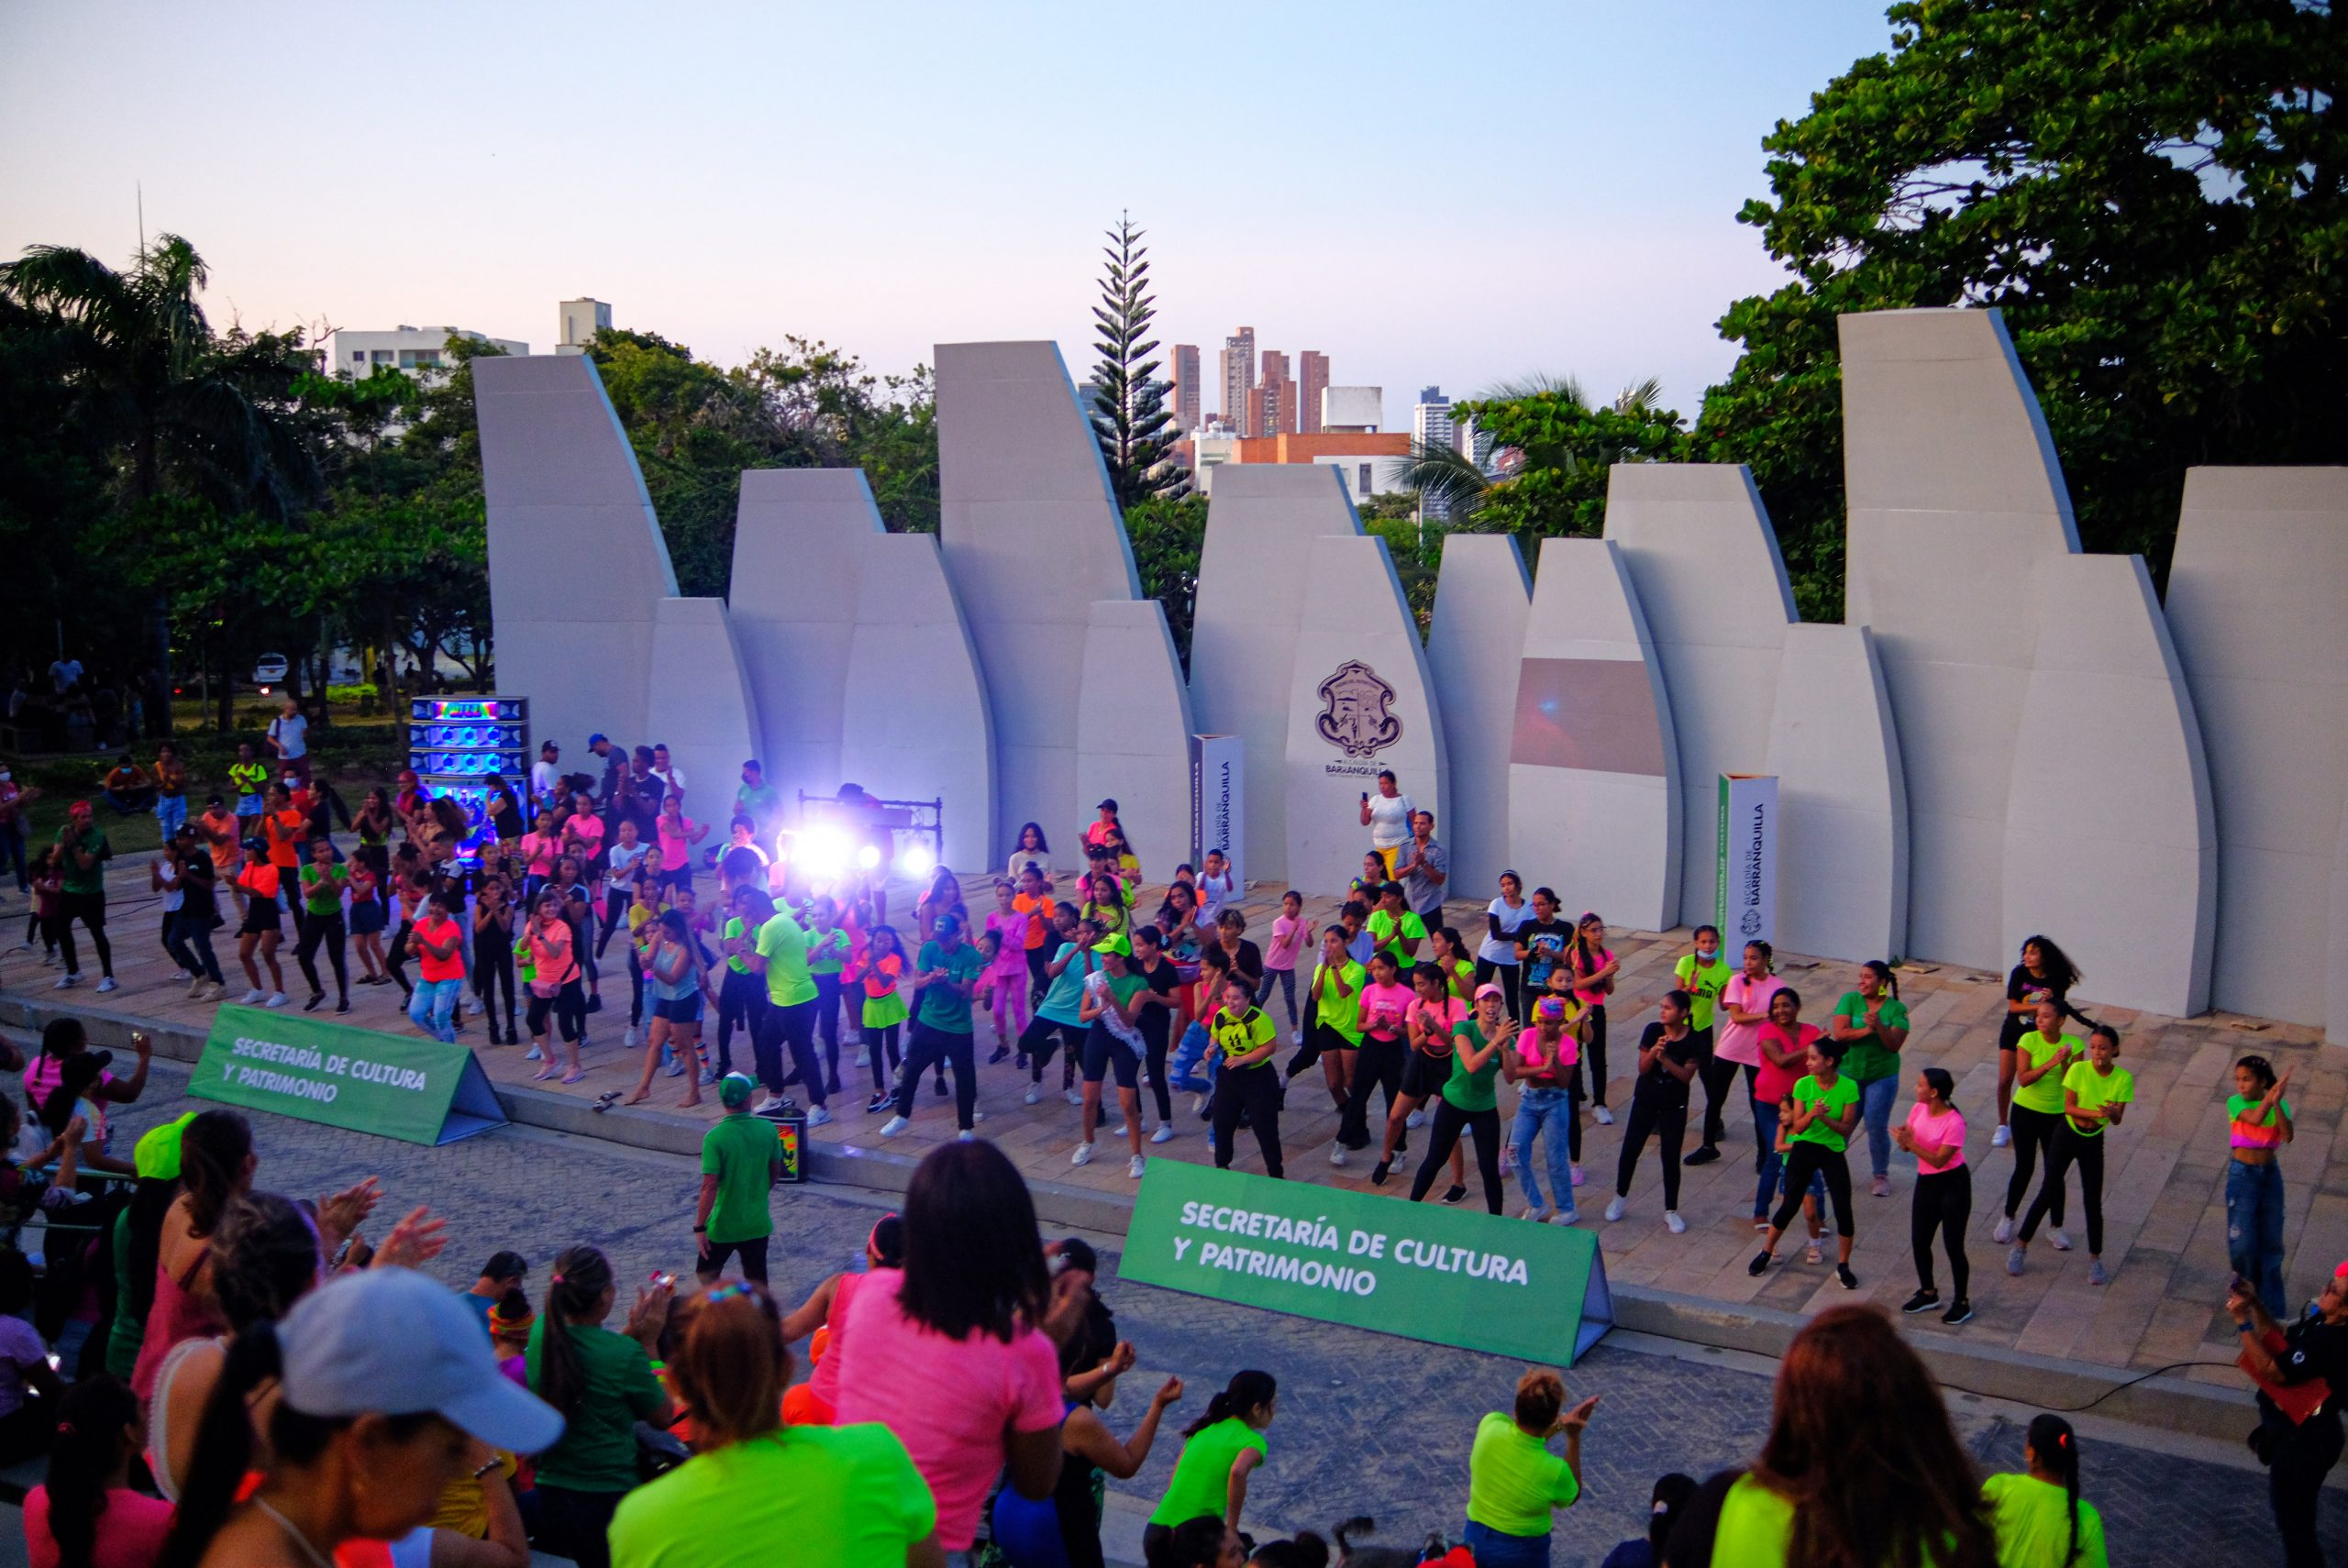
top-left (252, 652), bottom-right (288, 691)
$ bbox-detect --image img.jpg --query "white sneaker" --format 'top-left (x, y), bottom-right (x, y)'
top-left (1993, 1216), bottom-right (2016, 1244)
top-left (1665, 1210), bottom-right (1688, 1234)
top-left (1024, 1085), bottom-right (1042, 1105)
top-left (264, 991), bottom-right (287, 1009)
top-left (2049, 1227), bottom-right (2073, 1252)
top-left (1064, 1088), bottom-right (1083, 1107)
top-left (1108, 1123), bottom-right (1129, 1139)
top-left (1071, 1142), bottom-right (1094, 1166)
top-left (1552, 1209), bottom-right (1580, 1225)
top-left (524, 1044), bottom-right (544, 1061)
top-left (855, 1044), bottom-right (871, 1067)
top-left (1127, 1154), bottom-right (1146, 1178)
top-left (1522, 1205), bottom-right (1549, 1221)
top-left (1991, 1123), bottom-right (2011, 1148)
top-left (93, 974), bottom-right (116, 992)
top-left (52, 974), bottom-right (76, 990)
top-left (972, 1110), bottom-right (986, 1122)
top-left (1405, 1109), bottom-right (1426, 1130)
top-left (626, 1026), bottom-right (642, 1047)
top-left (1593, 1104), bottom-right (1615, 1126)
top-left (807, 1105), bottom-right (833, 1127)
top-left (1604, 1196), bottom-right (1626, 1222)
top-left (1290, 1029), bottom-right (1303, 1044)
top-left (880, 1115), bottom-right (909, 1138)
top-left (1870, 1175), bottom-right (1892, 1198)
top-left (958, 1129), bottom-right (977, 1141)
top-left (1192, 1092), bottom-right (1208, 1115)
top-left (188, 975), bottom-right (207, 997)
top-left (241, 988), bottom-right (265, 1004)
top-left (1151, 1123), bottom-right (1174, 1143)
top-left (1329, 1140), bottom-right (1347, 1168)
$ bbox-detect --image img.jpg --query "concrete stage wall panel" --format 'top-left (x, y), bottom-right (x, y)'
top-left (1509, 537), bottom-right (1681, 933)
top-left (838, 533), bottom-right (996, 875)
top-left (936, 342), bottom-right (1144, 863)
top-left (1191, 465), bottom-right (1364, 882)
top-left (1841, 307), bottom-right (2080, 973)
top-left (1076, 600), bottom-right (1198, 885)
top-left (2000, 555), bottom-right (2215, 1017)
top-left (1426, 534), bottom-right (1532, 897)
top-left (645, 599), bottom-right (767, 832)
top-left (1765, 624), bottom-right (1909, 963)
top-left (1285, 535), bottom-right (1446, 897)
top-left (727, 469), bottom-right (884, 816)
top-left (2165, 467), bottom-right (2348, 1034)
top-left (1604, 465), bottom-right (1797, 929)
top-left (476, 354), bottom-right (676, 755)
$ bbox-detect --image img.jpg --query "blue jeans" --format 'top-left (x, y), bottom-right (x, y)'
top-left (409, 976), bottom-right (462, 1043)
top-left (154, 793), bottom-right (187, 839)
top-left (1754, 1097), bottom-right (1828, 1218)
top-left (1463, 1519), bottom-right (1550, 1568)
top-left (1512, 1087), bottom-right (1578, 1214)
top-left (2227, 1157), bottom-right (2288, 1319)
top-left (1860, 1073), bottom-right (1899, 1178)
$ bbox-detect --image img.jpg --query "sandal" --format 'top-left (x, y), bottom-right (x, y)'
top-left (1804, 1241), bottom-right (1823, 1266)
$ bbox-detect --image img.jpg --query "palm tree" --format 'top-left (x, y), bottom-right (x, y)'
top-left (1, 234), bottom-right (321, 719)
top-left (1387, 375), bottom-right (1671, 524)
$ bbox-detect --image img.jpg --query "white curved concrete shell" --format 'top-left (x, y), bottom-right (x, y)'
top-left (1765, 625), bottom-right (1909, 962)
top-left (936, 341), bottom-right (1145, 861)
top-left (727, 469), bottom-right (886, 812)
top-left (1509, 537), bottom-right (1681, 933)
top-left (1190, 465), bottom-right (1364, 882)
top-left (476, 354), bottom-right (677, 754)
top-left (1285, 535), bottom-right (1446, 897)
top-left (1076, 601), bottom-right (1197, 885)
top-left (837, 533), bottom-right (997, 874)
top-left (2166, 468), bottom-right (2348, 1034)
top-left (1999, 556), bottom-right (2215, 1016)
top-left (1426, 534), bottom-right (1531, 895)
top-left (1604, 465), bottom-right (1799, 925)
top-left (1841, 307), bottom-right (2079, 972)
top-left (645, 599), bottom-right (767, 827)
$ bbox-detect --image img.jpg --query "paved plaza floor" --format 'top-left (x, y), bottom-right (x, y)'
top-left (8, 856), bottom-right (2345, 1400)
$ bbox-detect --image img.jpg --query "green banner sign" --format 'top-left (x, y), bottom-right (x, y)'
top-left (190, 1005), bottom-right (509, 1146)
top-left (1122, 1162), bottom-right (1613, 1365)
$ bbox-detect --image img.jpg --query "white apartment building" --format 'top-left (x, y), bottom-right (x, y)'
top-left (1320, 385), bottom-right (1384, 433)
top-left (558, 298), bottom-right (612, 355)
top-left (321, 325), bottom-right (527, 383)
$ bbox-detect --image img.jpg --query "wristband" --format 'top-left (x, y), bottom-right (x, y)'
top-left (692, 1224), bottom-right (706, 1232)
top-left (2237, 1320), bottom-right (2256, 1333)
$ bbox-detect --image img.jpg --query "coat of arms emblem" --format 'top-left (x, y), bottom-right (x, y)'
top-left (1315, 660), bottom-right (1403, 759)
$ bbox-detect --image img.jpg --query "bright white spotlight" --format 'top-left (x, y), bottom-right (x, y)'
top-left (802, 825), bottom-right (851, 879)
top-left (901, 843), bottom-right (936, 879)
top-left (856, 845), bottom-right (881, 871)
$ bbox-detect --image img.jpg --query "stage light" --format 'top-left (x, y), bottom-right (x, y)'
top-left (901, 843), bottom-right (936, 879)
top-left (797, 825), bottom-right (852, 880)
top-left (856, 845), bottom-right (881, 871)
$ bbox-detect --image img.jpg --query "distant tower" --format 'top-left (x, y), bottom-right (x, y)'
top-left (1260, 350), bottom-right (1295, 436)
top-left (1413, 387), bottom-right (1457, 521)
top-left (1169, 344), bottom-right (1202, 432)
top-left (557, 298), bottom-right (612, 356)
top-left (1220, 326), bottom-right (1257, 436)
top-left (1298, 350), bottom-right (1330, 434)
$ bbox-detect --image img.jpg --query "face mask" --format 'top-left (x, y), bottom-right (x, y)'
top-left (1697, 948), bottom-right (1718, 964)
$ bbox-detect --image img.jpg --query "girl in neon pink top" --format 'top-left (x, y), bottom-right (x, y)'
top-left (981, 879), bottom-right (1033, 1054)
top-left (1567, 912), bottom-right (1619, 1121)
top-left (1716, 941), bottom-right (1786, 1073)
top-left (1895, 1066), bottom-right (1972, 1321)
top-left (655, 798), bottom-right (706, 887)
top-left (1753, 988), bottom-right (1826, 1233)
top-left (1355, 955), bottom-right (1412, 1044)
top-left (1260, 889), bottom-right (1307, 1034)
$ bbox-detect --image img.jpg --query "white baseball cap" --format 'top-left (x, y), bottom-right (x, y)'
top-left (277, 1267), bottom-right (563, 1453)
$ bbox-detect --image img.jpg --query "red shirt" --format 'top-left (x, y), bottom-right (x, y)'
top-left (413, 914), bottom-right (466, 983)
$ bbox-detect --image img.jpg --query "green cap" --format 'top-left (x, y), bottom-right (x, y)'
top-left (1091, 933), bottom-right (1132, 957)
top-left (134, 1112), bottom-right (198, 1180)
top-left (718, 1073), bottom-right (755, 1109)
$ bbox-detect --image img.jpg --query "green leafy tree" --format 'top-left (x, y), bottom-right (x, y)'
top-left (1702, 0), bottom-right (2347, 618)
top-left (1445, 376), bottom-right (1691, 539)
top-left (1089, 214), bottom-right (1185, 508)
top-left (1124, 494), bottom-right (1206, 668)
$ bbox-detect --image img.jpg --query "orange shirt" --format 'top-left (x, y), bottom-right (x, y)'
top-left (262, 809), bottom-right (305, 869)
top-left (1012, 893), bottom-right (1056, 950)
top-left (414, 914), bottom-right (467, 983)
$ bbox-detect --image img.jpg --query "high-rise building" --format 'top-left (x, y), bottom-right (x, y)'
top-left (1220, 327), bottom-right (1257, 436)
top-left (1169, 344), bottom-right (1202, 432)
top-left (557, 298), bottom-right (612, 356)
top-left (1298, 350), bottom-right (1330, 434)
top-left (1413, 388), bottom-right (1457, 520)
top-left (1260, 350), bottom-right (1296, 436)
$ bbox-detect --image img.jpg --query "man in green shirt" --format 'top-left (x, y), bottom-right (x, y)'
top-left (743, 889), bottom-right (830, 1123)
top-left (880, 912), bottom-right (988, 1139)
top-left (54, 800), bottom-right (116, 991)
top-left (696, 1074), bottom-right (781, 1285)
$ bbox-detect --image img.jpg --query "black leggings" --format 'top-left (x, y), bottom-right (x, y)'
top-left (537, 1484), bottom-right (621, 1568)
top-left (295, 910), bottom-right (349, 1000)
top-left (717, 969), bottom-right (766, 1077)
top-left (2022, 1122), bottom-right (2105, 1251)
top-left (1773, 1143), bottom-right (1855, 1237)
top-left (474, 939), bottom-right (516, 1034)
top-left (1580, 1004), bottom-right (1610, 1107)
top-left (814, 972), bottom-right (843, 1083)
top-left (1022, 1018), bottom-right (1088, 1083)
top-left (759, 999), bottom-right (827, 1107)
top-left (863, 1022), bottom-right (902, 1093)
top-left (2003, 1104), bottom-right (2065, 1220)
top-left (55, 891), bottom-right (111, 978)
top-left (165, 912), bottom-right (224, 985)
top-left (526, 977), bottom-right (585, 1043)
top-left (1339, 1037), bottom-right (1405, 1148)
top-left (1695, 1029), bottom-right (1741, 1146)
top-left (1912, 1165), bottom-right (1971, 1297)
top-left (598, 890), bottom-right (627, 957)
top-left (1212, 1068), bottom-right (1284, 1177)
top-left (894, 1022), bottom-right (976, 1130)
top-left (1472, 959), bottom-right (1521, 1020)
top-left (1410, 1100), bottom-right (1503, 1213)
top-left (1614, 1091), bottom-right (1689, 1209)
top-left (1140, 1022), bottom-right (1173, 1123)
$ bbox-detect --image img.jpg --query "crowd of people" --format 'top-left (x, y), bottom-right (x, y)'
top-left (0, 1088), bottom-right (2162, 1568)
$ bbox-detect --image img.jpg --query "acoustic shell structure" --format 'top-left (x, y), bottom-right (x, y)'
top-left (1425, 534), bottom-right (1532, 897)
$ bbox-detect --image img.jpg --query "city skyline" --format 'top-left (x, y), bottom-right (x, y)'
top-left (1, 2), bottom-right (1903, 431)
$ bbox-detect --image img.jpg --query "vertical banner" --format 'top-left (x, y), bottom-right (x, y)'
top-left (1716, 774), bottom-right (1779, 948)
top-left (1190, 734), bottom-right (1246, 886)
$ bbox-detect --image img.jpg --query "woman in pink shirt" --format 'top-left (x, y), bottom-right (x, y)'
top-left (1753, 988), bottom-right (1827, 1244)
top-left (1567, 912), bottom-right (1619, 1123)
top-left (1893, 1066), bottom-right (1972, 1325)
top-left (1339, 953), bottom-right (1414, 1167)
top-left (981, 879), bottom-right (1033, 1058)
top-left (832, 1142), bottom-right (1091, 1558)
top-left (1717, 941), bottom-right (1788, 1170)
top-left (24, 1376), bottom-right (172, 1568)
top-left (1258, 889), bottom-right (1306, 1037)
top-left (655, 798), bottom-right (707, 894)
top-left (520, 811), bottom-right (562, 896)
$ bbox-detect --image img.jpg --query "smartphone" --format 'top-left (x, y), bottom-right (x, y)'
top-left (648, 1270), bottom-right (676, 1291)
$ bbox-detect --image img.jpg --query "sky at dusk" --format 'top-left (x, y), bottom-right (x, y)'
top-left (2, 1), bottom-right (1902, 427)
